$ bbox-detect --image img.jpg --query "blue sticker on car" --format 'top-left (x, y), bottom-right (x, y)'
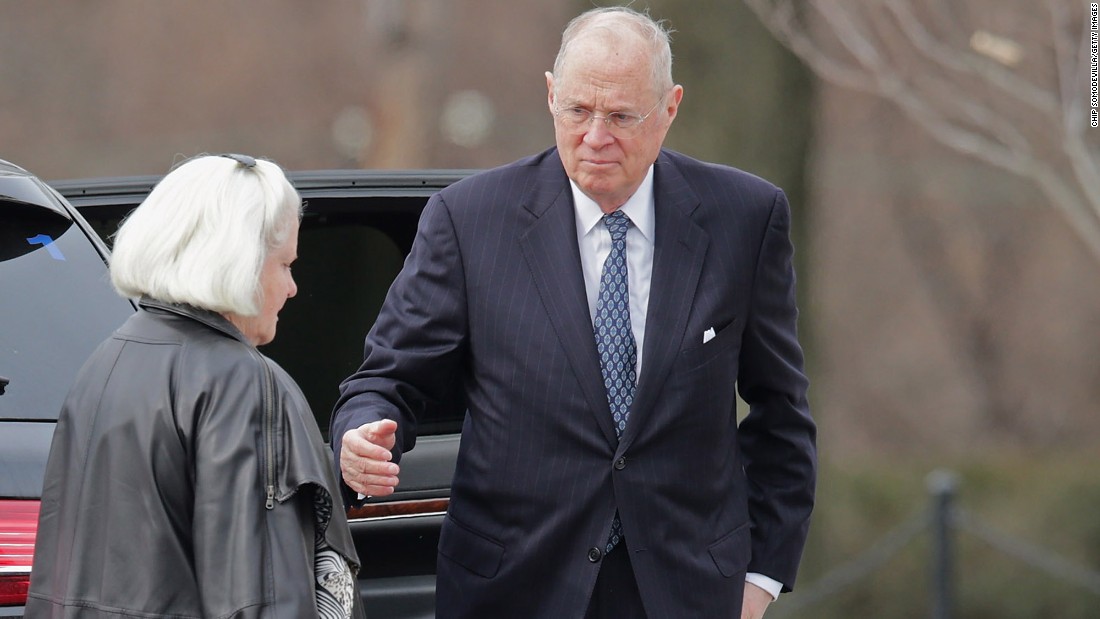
top-left (26, 234), bottom-right (65, 260)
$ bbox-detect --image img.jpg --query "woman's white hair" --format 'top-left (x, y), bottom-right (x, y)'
top-left (110, 154), bottom-right (302, 316)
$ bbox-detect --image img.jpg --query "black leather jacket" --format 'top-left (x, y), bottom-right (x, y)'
top-left (28, 299), bottom-right (365, 618)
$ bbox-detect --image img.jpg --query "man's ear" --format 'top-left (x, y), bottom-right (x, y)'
top-left (545, 71), bottom-right (556, 111)
top-left (665, 84), bottom-right (684, 124)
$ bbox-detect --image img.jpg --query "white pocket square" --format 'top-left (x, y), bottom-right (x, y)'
top-left (702, 327), bottom-right (716, 343)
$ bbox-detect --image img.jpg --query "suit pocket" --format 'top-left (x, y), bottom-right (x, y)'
top-left (708, 521), bottom-right (751, 578)
top-left (439, 513), bottom-right (505, 578)
top-left (678, 318), bottom-right (739, 373)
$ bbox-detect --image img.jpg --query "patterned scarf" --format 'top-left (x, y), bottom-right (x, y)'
top-left (313, 486), bottom-right (356, 619)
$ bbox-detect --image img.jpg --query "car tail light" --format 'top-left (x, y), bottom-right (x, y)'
top-left (0, 499), bottom-right (39, 607)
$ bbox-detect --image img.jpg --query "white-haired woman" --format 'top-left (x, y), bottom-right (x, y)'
top-left (28, 154), bottom-right (364, 619)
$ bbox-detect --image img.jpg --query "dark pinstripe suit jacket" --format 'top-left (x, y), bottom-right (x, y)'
top-left (332, 147), bottom-right (816, 618)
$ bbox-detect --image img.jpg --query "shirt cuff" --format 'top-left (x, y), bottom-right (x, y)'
top-left (745, 573), bottom-right (783, 601)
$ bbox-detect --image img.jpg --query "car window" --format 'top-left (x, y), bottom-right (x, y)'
top-left (263, 219), bottom-right (407, 439)
top-left (0, 202), bottom-right (134, 421)
top-left (76, 190), bottom-right (467, 441)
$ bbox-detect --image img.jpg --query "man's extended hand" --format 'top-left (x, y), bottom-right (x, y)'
top-left (741, 581), bottom-right (773, 619)
top-left (340, 419), bottom-right (400, 497)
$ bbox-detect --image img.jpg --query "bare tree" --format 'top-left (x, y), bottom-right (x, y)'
top-left (744, 0), bottom-right (1100, 261)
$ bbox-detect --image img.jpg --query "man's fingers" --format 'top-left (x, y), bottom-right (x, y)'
top-left (340, 451), bottom-right (400, 496)
top-left (358, 419), bottom-right (398, 450)
top-left (348, 474), bottom-right (400, 497)
top-left (339, 437), bottom-right (399, 475)
top-left (343, 432), bottom-right (393, 461)
top-left (344, 421), bottom-right (397, 457)
top-left (340, 423), bottom-right (401, 495)
top-left (344, 472), bottom-right (400, 497)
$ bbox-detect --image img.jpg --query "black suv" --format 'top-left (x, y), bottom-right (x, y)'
top-left (0, 159), bottom-right (470, 619)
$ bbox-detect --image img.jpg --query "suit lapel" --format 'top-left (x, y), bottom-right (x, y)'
top-left (621, 155), bottom-right (707, 450)
top-left (519, 160), bottom-right (619, 446)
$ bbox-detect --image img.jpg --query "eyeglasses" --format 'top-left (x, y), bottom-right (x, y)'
top-left (552, 97), bottom-right (663, 139)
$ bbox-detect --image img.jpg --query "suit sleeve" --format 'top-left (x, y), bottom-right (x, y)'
top-left (736, 188), bottom-right (817, 592)
top-left (330, 193), bottom-right (469, 498)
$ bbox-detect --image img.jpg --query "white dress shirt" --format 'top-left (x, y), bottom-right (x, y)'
top-left (569, 165), bottom-right (783, 602)
top-left (573, 167), bottom-right (655, 375)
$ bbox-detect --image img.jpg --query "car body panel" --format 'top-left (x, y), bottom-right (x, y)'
top-left (0, 423), bottom-right (55, 500)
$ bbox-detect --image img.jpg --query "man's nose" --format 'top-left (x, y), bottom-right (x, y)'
top-left (583, 115), bottom-right (617, 144)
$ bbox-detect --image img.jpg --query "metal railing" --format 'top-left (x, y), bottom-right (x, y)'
top-left (770, 469), bottom-right (1100, 617)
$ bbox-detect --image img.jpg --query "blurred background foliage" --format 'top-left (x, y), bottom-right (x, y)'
top-left (2, 0), bottom-right (1097, 614)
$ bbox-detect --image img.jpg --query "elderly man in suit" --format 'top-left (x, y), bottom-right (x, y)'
top-left (332, 6), bottom-right (816, 618)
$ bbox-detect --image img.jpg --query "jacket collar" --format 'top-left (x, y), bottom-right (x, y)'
top-left (138, 296), bottom-right (252, 345)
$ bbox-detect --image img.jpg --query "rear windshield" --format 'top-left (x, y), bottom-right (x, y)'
top-left (0, 202), bottom-right (134, 421)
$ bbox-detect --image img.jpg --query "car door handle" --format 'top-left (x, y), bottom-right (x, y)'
top-left (347, 497), bottom-right (450, 521)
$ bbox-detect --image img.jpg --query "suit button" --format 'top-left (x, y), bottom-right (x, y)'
top-left (614, 457), bottom-right (626, 470)
top-left (587, 547), bottom-right (602, 562)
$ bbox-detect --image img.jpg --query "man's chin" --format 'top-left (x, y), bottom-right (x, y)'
top-left (576, 171), bottom-right (619, 193)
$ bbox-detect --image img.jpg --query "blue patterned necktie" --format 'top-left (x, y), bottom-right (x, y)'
top-left (594, 209), bottom-right (636, 553)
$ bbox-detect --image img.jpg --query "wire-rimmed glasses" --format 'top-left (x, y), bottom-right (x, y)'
top-left (552, 97), bottom-right (664, 139)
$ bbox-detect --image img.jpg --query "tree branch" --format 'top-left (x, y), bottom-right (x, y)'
top-left (743, 0), bottom-right (1100, 261)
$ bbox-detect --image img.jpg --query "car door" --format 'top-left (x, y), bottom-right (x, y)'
top-left (0, 160), bottom-right (137, 617)
top-left (53, 168), bottom-right (474, 619)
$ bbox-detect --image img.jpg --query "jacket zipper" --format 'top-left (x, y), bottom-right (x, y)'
top-left (258, 354), bottom-right (277, 510)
